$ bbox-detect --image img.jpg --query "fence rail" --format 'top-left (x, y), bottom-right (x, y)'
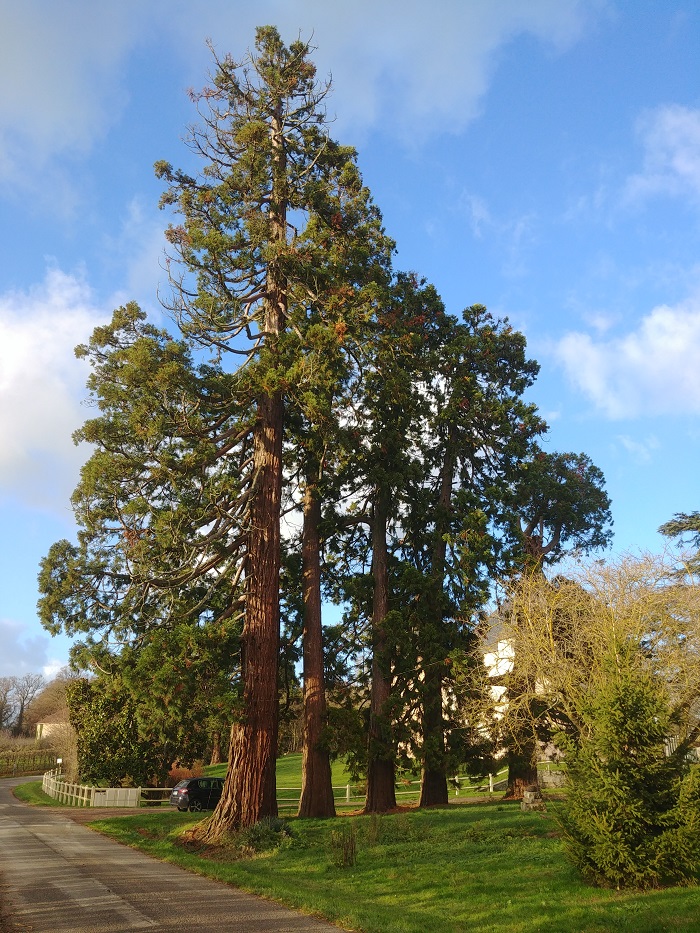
top-left (42, 770), bottom-right (147, 807)
top-left (276, 771), bottom-right (512, 811)
top-left (40, 764), bottom-right (560, 811)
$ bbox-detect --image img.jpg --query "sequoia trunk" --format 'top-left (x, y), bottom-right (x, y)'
top-left (298, 480), bottom-right (336, 818)
top-left (418, 433), bottom-right (454, 807)
top-left (418, 664), bottom-right (449, 806)
top-left (364, 488), bottom-right (397, 813)
top-left (200, 390), bottom-right (284, 837)
top-left (209, 731), bottom-right (222, 767)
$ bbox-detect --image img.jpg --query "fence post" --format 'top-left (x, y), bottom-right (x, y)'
top-left (489, 773), bottom-right (494, 794)
top-left (346, 784), bottom-right (351, 802)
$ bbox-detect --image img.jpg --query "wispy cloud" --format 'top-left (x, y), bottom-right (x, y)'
top-left (0, 0), bottom-right (595, 191)
top-left (625, 104), bottom-right (700, 204)
top-left (554, 293), bottom-right (700, 418)
top-left (616, 434), bottom-right (659, 463)
top-left (0, 267), bottom-right (107, 509)
top-left (459, 190), bottom-right (538, 277)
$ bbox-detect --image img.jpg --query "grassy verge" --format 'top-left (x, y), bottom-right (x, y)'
top-left (13, 781), bottom-right (61, 806)
top-left (88, 800), bottom-right (700, 933)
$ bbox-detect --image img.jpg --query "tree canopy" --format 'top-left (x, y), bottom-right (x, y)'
top-left (38, 25), bottom-right (614, 837)
top-left (495, 555), bottom-right (700, 887)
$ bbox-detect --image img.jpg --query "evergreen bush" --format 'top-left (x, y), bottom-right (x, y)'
top-left (558, 645), bottom-right (700, 888)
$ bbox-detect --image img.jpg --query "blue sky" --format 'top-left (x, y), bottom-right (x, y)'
top-left (1, 0), bottom-right (699, 677)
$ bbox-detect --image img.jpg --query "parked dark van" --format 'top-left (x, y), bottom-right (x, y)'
top-left (168, 777), bottom-right (224, 812)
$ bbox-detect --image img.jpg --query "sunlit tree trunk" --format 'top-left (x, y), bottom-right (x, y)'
top-left (204, 388), bottom-right (283, 836)
top-left (209, 731), bottom-right (223, 767)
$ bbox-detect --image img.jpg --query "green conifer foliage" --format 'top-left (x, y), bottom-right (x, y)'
top-left (155, 27), bottom-right (392, 835)
top-left (498, 557), bottom-right (700, 888)
top-left (560, 643), bottom-right (700, 888)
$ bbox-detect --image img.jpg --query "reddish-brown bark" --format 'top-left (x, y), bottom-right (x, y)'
top-left (298, 480), bottom-right (336, 818)
top-left (208, 731), bottom-right (223, 767)
top-left (201, 389), bottom-right (284, 837)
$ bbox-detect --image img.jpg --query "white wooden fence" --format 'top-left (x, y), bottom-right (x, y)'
top-left (41, 763), bottom-right (566, 811)
top-left (42, 769), bottom-right (153, 808)
top-left (276, 771), bottom-right (511, 811)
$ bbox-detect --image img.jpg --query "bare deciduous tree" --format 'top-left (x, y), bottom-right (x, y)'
top-left (11, 673), bottom-right (46, 737)
top-left (494, 553), bottom-right (700, 752)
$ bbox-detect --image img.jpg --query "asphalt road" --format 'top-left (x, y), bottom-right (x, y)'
top-left (0, 776), bottom-right (347, 933)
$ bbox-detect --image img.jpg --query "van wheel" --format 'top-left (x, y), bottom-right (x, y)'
top-left (189, 800), bottom-right (203, 812)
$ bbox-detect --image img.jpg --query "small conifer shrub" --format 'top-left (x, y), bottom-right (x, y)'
top-left (558, 645), bottom-right (700, 889)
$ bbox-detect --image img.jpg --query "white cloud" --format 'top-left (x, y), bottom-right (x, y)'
top-left (0, 0), bottom-right (595, 188)
top-left (0, 268), bottom-right (107, 509)
top-left (625, 104), bottom-right (700, 204)
top-left (616, 434), bottom-right (659, 464)
top-left (0, 617), bottom-right (62, 677)
top-left (555, 293), bottom-right (700, 418)
top-left (0, 0), bottom-right (151, 186)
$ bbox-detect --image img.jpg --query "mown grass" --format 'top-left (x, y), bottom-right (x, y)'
top-left (88, 800), bottom-right (700, 933)
top-left (209, 754), bottom-right (509, 811)
top-left (13, 780), bottom-right (61, 806)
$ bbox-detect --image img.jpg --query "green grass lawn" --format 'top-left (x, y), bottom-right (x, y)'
top-left (207, 755), bottom-right (508, 810)
top-left (206, 753), bottom-right (367, 811)
top-left (87, 800), bottom-right (700, 933)
top-left (208, 752), bottom-right (358, 786)
top-left (13, 781), bottom-right (62, 806)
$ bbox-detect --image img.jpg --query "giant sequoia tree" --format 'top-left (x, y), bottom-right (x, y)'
top-left (37, 26), bottom-right (616, 831)
top-left (411, 306), bottom-right (545, 806)
top-left (40, 28), bottom-right (391, 837)
top-left (154, 30), bottom-right (391, 836)
top-left (328, 292), bottom-right (548, 810)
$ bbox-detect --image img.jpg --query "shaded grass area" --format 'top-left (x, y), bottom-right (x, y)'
top-left (88, 801), bottom-right (700, 933)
